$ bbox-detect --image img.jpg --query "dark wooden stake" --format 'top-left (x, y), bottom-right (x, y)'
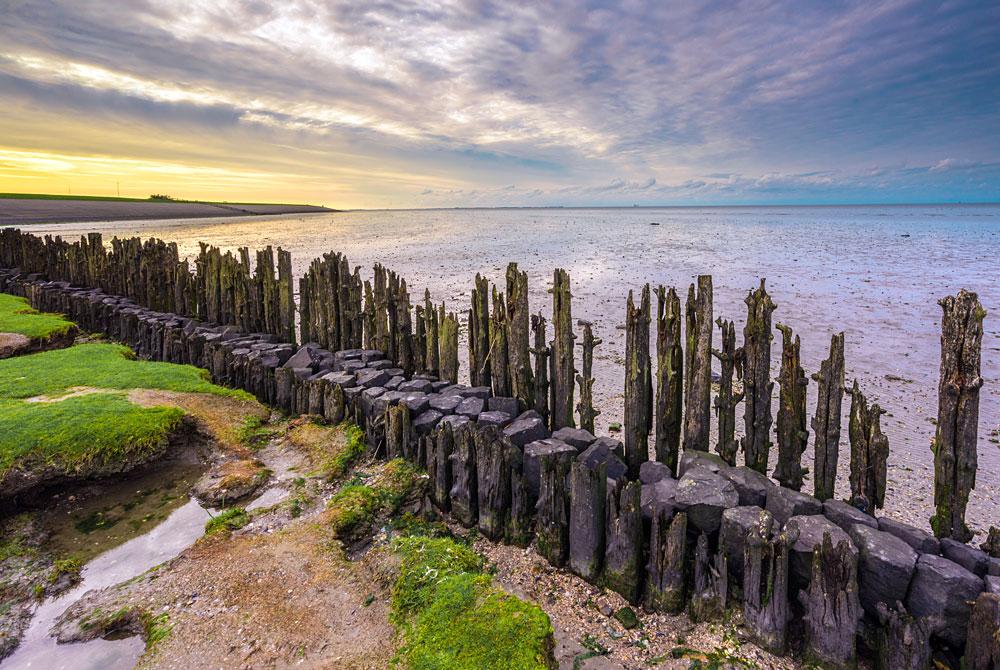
top-left (646, 510), bottom-right (687, 613)
top-left (655, 286), bottom-right (683, 473)
top-left (469, 273), bottom-right (492, 387)
top-left (624, 285), bottom-right (652, 479)
top-left (812, 332), bottom-right (846, 502)
top-left (449, 423), bottom-right (478, 527)
top-left (536, 445), bottom-right (573, 567)
top-left (965, 593), bottom-right (1000, 670)
top-left (575, 320), bottom-right (601, 434)
top-left (774, 322), bottom-right (809, 491)
top-left (551, 268), bottom-right (576, 429)
top-left (603, 479), bottom-right (643, 604)
top-left (743, 513), bottom-right (793, 655)
top-left (741, 279), bottom-right (777, 474)
top-left (424, 289), bottom-right (439, 376)
top-left (800, 533), bottom-right (861, 669)
top-left (684, 275), bottom-right (713, 452)
top-left (689, 533), bottom-right (728, 623)
top-left (712, 317), bottom-right (743, 466)
top-left (874, 602), bottom-right (932, 670)
top-left (848, 380), bottom-right (888, 515)
top-left (531, 312), bottom-right (551, 426)
top-left (490, 286), bottom-right (511, 397)
top-left (506, 262), bottom-right (533, 411)
top-left (476, 426), bottom-right (510, 541)
top-left (569, 460), bottom-right (606, 582)
top-left (438, 304), bottom-right (459, 384)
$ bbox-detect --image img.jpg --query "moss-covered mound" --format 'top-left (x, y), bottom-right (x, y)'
top-left (0, 294), bottom-right (77, 358)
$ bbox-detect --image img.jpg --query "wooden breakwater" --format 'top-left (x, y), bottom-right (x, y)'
top-left (2, 227), bottom-right (999, 667)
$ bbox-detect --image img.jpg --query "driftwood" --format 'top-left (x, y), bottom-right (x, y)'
top-left (774, 322), bottom-right (809, 490)
top-left (689, 533), bottom-right (727, 622)
top-left (568, 460), bottom-right (606, 581)
top-left (535, 444), bottom-right (574, 566)
top-left (874, 602), bottom-right (932, 670)
top-left (469, 274), bottom-right (492, 388)
top-left (624, 286), bottom-right (652, 479)
top-left (476, 426), bottom-right (510, 541)
top-left (531, 312), bottom-right (551, 425)
top-left (848, 381), bottom-right (888, 514)
top-left (449, 424), bottom-right (478, 527)
top-left (683, 275), bottom-right (713, 451)
top-left (744, 513), bottom-right (794, 654)
top-left (489, 286), bottom-right (511, 397)
top-left (712, 317), bottom-right (742, 466)
top-left (812, 332), bottom-right (846, 501)
top-left (741, 279), bottom-right (776, 473)
top-left (506, 263), bottom-right (533, 411)
top-left (646, 510), bottom-right (687, 613)
top-left (800, 533), bottom-right (860, 669)
top-left (575, 320), bottom-right (601, 434)
top-left (930, 289), bottom-right (984, 541)
top-left (965, 593), bottom-right (1000, 670)
top-left (655, 286), bottom-right (683, 473)
top-left (603, 479), bottom-right (643, 604)
top-left (551, 268), bottom-right (576, 429)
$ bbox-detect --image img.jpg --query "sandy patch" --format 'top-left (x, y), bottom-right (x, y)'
top-left (0, 332), bottom-right (30, 358)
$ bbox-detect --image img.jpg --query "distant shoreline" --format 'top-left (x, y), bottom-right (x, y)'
top-left (0, 196), bottom-right (334, 226)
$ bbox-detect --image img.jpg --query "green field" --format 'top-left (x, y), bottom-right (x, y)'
top-left (0, 192), bottom-right (320, 207)
top-left (0, 293), bottom-right (76, 339)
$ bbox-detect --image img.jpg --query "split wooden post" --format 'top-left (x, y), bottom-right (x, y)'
top-left (535, 445), bottom-right (574, 567)
top-left (646, 510), bottom-right (687, 613)
top-left (874, 603), bottom-right (932, 670)
top-left (568, 460), bottom-right (606, 581)
top-left (490, 286), bottom-right (511, 397)
top-left (438, 304), bottom-right (459, 384)
top-left (551, 268), bottom-right (576, 429)
top-left (506, 262), bottom-right (533, 411)
top-left (575, 320), bottom-right (601, 434)
top-left (683, 275), bottom-right (713, 451)
top-left (603, 479), bottom-right (643, 604)
top-left (385, 404), bottom-right (410, 461)
top-left (774, 322), bottom-right (809, 490)
top-left (476, 426), bottom-right (510, 541)
top-left (812, 332), bottom-right (846, 501)
top-left (531, 312), bottom-right (551, 426)
top-left (449, 423), bottom-right (478, 527)
top-left (848, 380), bottom-right (888, 514)
top-left (741, 280), bottom-right (777, 474)
top-left (711, 317), bottom-right (743, 466)
top-left (431, 424), bottom-right (454, 511)
top-left (506, 443), bottom-right (534, 547)
top-left (689, 533), bottom-right (728, 623)
top-left (469, 274), bottom-right (492, 387)
top-left (624, 285), bottom-right (652, 479)
top-left (743, 513), bottom-right (794, 655)
top-left (800, 533), bottom-right (861, 669)
top-left (655, 286), bottom-right (683, 473)
top-left (965, 593), bottom-right (1000, 670)
top-left (424, 289), bottom-right (439, 376)
top-left (396, 279), bottom-right (414, 376)
top-left (930, 289), bottom-right (984, 541)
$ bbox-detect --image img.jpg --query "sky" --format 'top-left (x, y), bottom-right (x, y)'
top-left (1, 0), bottom-right (999, 209)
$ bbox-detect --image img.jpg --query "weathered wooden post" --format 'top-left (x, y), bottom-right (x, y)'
top-left (364, 279), bottom-right (377, 350)
top-left (569, 460), bottom-right (606, 581)
top-left (575, 320), bottom-right (601, 434)
top-left (374, 263), bottom-right (389, 353)
top-left (742, 280), bottom-right (777, 474)
top-left (930, 289), bottom-right (984, 542)
top-left (965, 593), bottom-right (1000, 670)
top-left (396, 279), bottom-right (414, 376)
top-left (424, 289), bottom-right (439, 376)
top-left (655, 286), bottom-right (683, 473)
top-left (774, 322), bottom-right (809, 490)
top-left (711, 317), bottom-right (742, 466)
top-left (531, 312), bottom-right (550, 425)
top-left (848, 381), bottom-right (888, 515)
top-left (812, 332), bottom-right (845, 501)
top-left (413, 304), bottom-right (426, 373)
top-left (683, 275), bottom-right (713, 451)
top-left (551, 268), bottom-right (576, 429)
top-left (646, 510), bottom-right (687, 613)
top-left (506, 263), bottom-right (533, 411)
top-left (689, 533), bottom-right (728, 622)
top-left (469, 274), bottom-right (492, 388)
top-left (624, 285), bottom-right (652, 479)
top-left (490, 286), bottom-right (511, 397)
top-left (432, 424), bottom-right (454, 511)
top-left (800, 533), bottom-right (860, 669)
top-left (743, 513), bottom-right (793, 654)
top-left (476, 426), bottom-right (510, 541)
top-left (603, 479), bottom-right (643, 604)
top-left (439, 304), bottom-right (459, 384)
top-left (536, 445), bottom-right (574, 567)
top-left (278, 249), bottom-right (295, 343)
top-left (506, 443), bottom-right (534, 547)
top-left (386, 271), bottom-right (399, 362)
top-left (874, 603), bottom-right (932, 670)
top-left (385, 404), bottom-right (410, 460)
top-left (449, 424), bottom-right (478, 527)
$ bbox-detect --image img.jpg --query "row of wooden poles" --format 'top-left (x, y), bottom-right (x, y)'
top-left (0, 227), bottom-right (984, 542)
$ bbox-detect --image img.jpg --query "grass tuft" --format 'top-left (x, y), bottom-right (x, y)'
top-left (204, 508), bottom-right (250, 536)
top-left (0, 294), bottom-right (76, 339)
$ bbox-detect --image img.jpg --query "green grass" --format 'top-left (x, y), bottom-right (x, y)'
top-left (320, 422), bottom-right (366, 479)
top-left (0, 192), bottom-right (325, 207)
top-left (204, 508), bottom-right (250, 536)
top-left (0, 293), bottom-right (76, 339)
top-left (326, 458), bottom-right (424, 536)
top-left (390, 535), bottom-right (555, 670)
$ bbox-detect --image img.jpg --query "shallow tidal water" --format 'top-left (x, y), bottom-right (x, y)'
top-left (20, 204), bottom-right (1000, 534)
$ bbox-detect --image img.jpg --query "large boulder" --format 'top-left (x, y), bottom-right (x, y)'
top-left (457, 386), bottom-right (491, 399)
top-left (439, 414), bottom-right (470, 430)
top-left (551, 427), bottom-right (597, 451)
top-left (356, 368), bottom-right (390, 389)
top-left (906, 553), bottom-right (984, 647)
top-left (413, 410), bottom-right (443, 435)
top-left (677, 451), bottom-right (727, 476)
top-left (639, 461), bottom-right (671, 485)
top-left (720, 506), bottom-right (772, 587)
top-left (877, 517), bottom-right (940, 555)
top-left (848, 524), bottom-right (918, 616)
top-left (398, 379), bottom-right (433, 394)
top-left (321, 371), bottom-right (357, 388)
top-left (429, 394), bottom-right (462, 415)
top-left (282, 343), bottom-right (325, 370)
top-left (455, 396), bottom-right (485, 419)
top-left (523, 439), bottom-right (577, 499)
top-left (940, 538), bottom-right (990, 577)
top-left (640, 477), bottom-right (678, 521)
top-left (718, 466), bottom-right (771, 507)
top-left (401, 393), bottom-right (430, 415)
top-left (502, 415), bottom-right (548, 448)
top-left (674, 467), bottom-right (739, 534)
top-left (822, 499), bottom-right (877, 533)
top-left (590, 436), bottom-right (625, 461)
top-left (766, 486), bottom-right (822, 527)
top-left (578, 441), bottom-right (627, 483)
top-left (785, 515), bottom-right (856, 592)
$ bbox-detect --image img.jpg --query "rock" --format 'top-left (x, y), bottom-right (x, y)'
top-left (413, 410), bottom-right (443, 435)
top-left (940, 538), bottom-right (990, 576)
top-left (455, 396), bottom-right (485, 419)
top-left (477, 411), bottom-right (512, 428)
top-left (383, 367), bottom-right (405, 378)
top-left (398, 379), bottom-right (433, 393)
top-left (848, 524), bottom-right (918, 616)
top-left (487, 396), bottom-right (519, 417)
top-left (437, 384), bottom-right (467, 396)
top-left (878, 517), bottom-right (940, 555)
top-left (401, 393), bottom-right (430, 415)
top-left (822, 499), bottom-right (878, 533)
top-left (720, 506), bottom-right (771, 587)
top-left (457, 386), bottom-right (491, 399)
top-left (613, 606), bottom-right (639, 629)
top-left (674, 467), bottom-right (739, 534)
top-left (191, 459), bottom-right (269, 505)
top-left (431, 380), bottom-right (451, 393)
top-left (578, 441), bottom-right (627, 483)
top-left (365, 359), bottom-right (393, 370)
top-left (523, 439), bottom-right (577, 500)
top-left (355, 368), bottom-right (390, 388)
top-left (785, 515), bottom-right (856, 592)
top-left (986, 575), bottom-right (1000, 595)
top-left (719, 466), bottom-right (771, 507)
top-left (552, 427), bottom-right (597, 451)
top-left (360, 387), bottom-right (386, 417)
top-left (639, 461), bottom-right (671, 485)
top-left (678, 451), bottom-right (727, 476)
top-left (321, 371), bottom-right (357, 388)
top-left (502, 416), bottom-right (548, 448)
top-left (591, 436), bottom-right (625, 460)
top-left (439, 414), bottom-right (470, 430)
top-left (906, 553), bottom-right (983, 647)
top-left (640, 478), bottom-right (678, 521)
top-left (429, 394), bottom-right (462, 415)
top-left (384, 375), bottom-right (404, 390)
top-left (282, 344), bottom-right (324, 370)
top-left (766, 486), bottom-right (822, 527)
top-left (990, 558), bottom-right (1000, 576)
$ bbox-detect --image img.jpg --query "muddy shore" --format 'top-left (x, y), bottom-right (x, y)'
top-left (0, 199), bottom-right (332, 225)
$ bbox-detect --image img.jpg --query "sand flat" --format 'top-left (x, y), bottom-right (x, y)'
top-left (0, 198), bottom-right (331, 225)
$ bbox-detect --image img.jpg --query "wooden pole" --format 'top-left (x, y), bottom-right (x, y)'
top-left (655, 286), bottom-right (683, 473)
top-left (774, 322), bottom-right (809, 490)
top-left (848, 380), bottom-right (888, 515)
top-left (741, 280), bottom-right (777, 474)
top-left (683, 275), bottom-right (713, 451)
top-left (812, 332), bottom-right (845, 501)
top-left (506, 262), bottom-right (533, 411)
top-left (551, 268), bottom-right (576, 429)
top-left (712, 317), bottom-right (742, 466)
top-left (624, 285), bottom-right (652, 479)
top-left (531, 312), bottom-right (550, 425)
top-left (575, 320), bottom-right (601, 434)
top-left (469, 274), bottom-right (492, 387)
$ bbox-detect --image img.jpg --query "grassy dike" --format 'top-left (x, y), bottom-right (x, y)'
top-left (0, 294), bottom-right (76, 340)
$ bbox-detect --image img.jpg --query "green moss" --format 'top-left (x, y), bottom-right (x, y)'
top-left (235, 415), bottom-right (278, 450)
top-left (326, 458), bottom-right (424, 536)
top-left (319, 422), bottom-right (366, 479)
top-left (390, 535), bottom-right (555, 670)
top-left (142, 611), bottom-right (172, 647)
top-left (204, 508), bottom-right (250, 536)
top-left (49, 556), bottom-right (82, 583)
top-left (0, 294), bottom-right (75, 339)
